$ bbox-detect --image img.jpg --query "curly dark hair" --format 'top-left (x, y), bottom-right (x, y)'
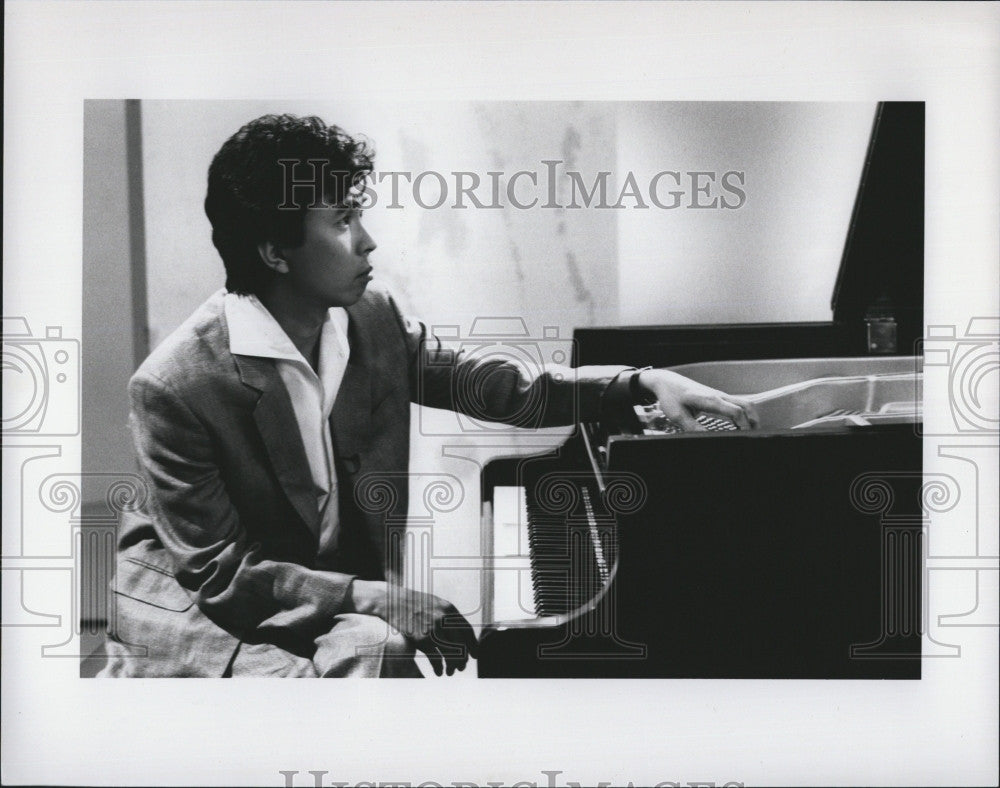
top-left (204, 114), bottom-right (375, 295)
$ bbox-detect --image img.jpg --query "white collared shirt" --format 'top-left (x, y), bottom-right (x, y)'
top-left (224, 292), bottom-right (350, 557)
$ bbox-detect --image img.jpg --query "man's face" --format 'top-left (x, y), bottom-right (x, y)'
top-left (279, 204), bottom-right (377, 308)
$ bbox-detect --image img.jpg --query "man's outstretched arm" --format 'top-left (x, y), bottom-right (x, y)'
top-left (387, 293), bottom-right (757, 430)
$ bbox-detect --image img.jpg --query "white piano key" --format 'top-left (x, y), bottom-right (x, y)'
top-left (492, 485), bottom-right (529, 556)
top-left (488, 486), bottom-right (537, 623)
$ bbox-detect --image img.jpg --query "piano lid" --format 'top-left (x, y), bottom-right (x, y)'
top-left (573, 101), bottom-right (925, 367)
top-left (831, 101), bottom-right (924, 353)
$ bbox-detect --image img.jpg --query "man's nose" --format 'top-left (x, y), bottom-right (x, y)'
top-left (356, 221), bottom-right (377, 256)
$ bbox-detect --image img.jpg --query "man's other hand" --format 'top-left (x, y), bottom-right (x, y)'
top-left (636, 368), bottom-right (759, 431)
top-left (347, 579), bottom-right (478, 676)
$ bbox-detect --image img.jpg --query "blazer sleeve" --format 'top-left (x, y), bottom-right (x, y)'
top-left (128, 370), bottom-right (355, 644)
top-left (385, 294), bottom-right (637, 427)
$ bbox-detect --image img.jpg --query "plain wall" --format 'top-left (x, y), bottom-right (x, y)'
top-left (617, 102), bottom-right (877, 325)
top-left (140, 100), bottom-right (620, 350)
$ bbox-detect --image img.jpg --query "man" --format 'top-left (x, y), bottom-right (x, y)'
top-left (99, 113), bottom-right (757, 678)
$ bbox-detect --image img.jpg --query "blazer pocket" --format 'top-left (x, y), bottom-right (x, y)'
top-left (111, 557), bottom-right (195, 612)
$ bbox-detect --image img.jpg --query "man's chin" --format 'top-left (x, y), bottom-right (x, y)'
top-left (336, 285), bottom-right (369, 307)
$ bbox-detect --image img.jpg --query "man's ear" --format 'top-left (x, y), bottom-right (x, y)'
top-left (257, 241), bottom-right (290, 274)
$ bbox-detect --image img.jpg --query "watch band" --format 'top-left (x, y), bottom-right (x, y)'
top-left (629, 366), bottom-right (657, 405)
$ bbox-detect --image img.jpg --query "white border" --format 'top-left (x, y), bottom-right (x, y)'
top-left (3, 2), bottom-right (998, 786)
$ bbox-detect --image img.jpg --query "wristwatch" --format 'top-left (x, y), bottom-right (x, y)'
top-left (629, 366), bottom-right (658, 406)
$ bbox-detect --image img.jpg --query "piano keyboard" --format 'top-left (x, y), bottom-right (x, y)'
top-left (637, 407), bottom-right (740, 434)
top-left (487, 480), bottom-right (613, 625)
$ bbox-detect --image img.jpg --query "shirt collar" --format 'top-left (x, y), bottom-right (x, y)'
top-left (224, 292), bottom-right (349, 364)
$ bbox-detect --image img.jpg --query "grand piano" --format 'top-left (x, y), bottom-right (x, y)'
top-left (477, 102), bottom-right (925, 678)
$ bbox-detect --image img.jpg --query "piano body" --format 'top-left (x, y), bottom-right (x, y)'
top-left (477, 102), bottom-right (925, 678)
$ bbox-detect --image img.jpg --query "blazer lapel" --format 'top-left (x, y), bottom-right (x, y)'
top-left (329, 347), bottom-right (378, 575)
top-left (330, 359), bottom-right (372, 463)
top-left (232, 353), bottom-right (321, 537)
top-left (332, 302), bottom-right (374, 461)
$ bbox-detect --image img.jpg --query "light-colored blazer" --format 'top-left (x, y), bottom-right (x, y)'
top-left (102, 286), bottom-right (631, 676)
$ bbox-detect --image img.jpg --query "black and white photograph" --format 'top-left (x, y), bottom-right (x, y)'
top-left (3, 2), bottom-right (998, 786)
top-left (77, 99), bottom-right (924, 681)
